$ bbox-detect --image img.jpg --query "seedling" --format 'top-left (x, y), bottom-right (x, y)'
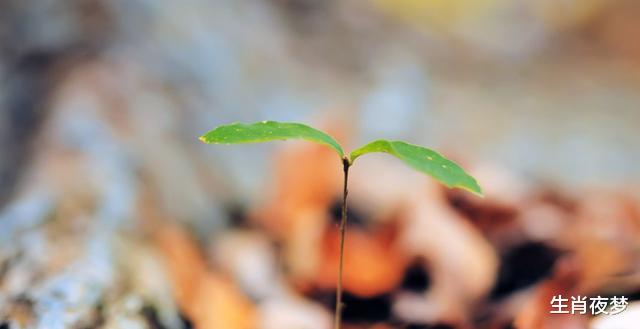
top-left (199, 121), bottom-right (482, 329)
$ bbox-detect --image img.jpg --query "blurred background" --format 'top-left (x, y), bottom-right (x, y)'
top-left (1, 0), bottom-right (639, 328)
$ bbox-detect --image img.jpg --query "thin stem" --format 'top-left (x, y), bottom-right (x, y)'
top-left (334, 156), bottom-right (350, 329)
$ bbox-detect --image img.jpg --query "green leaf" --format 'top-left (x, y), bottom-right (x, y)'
top-left (349, 140), bottom-right (482, 196)
top-left (199, 121), bottom-right (344, 157)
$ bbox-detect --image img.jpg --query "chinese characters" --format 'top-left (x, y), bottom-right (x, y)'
top-left (550, 295), bottom-right (628, 315)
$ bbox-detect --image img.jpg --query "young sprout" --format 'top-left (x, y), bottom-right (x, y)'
top-left (199, 121), bottom-right (482, 329)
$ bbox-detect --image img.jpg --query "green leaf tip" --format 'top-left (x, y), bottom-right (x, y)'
top-left (349, 139), bottom-right (483, 197)
top-left (199, 121), bottom-right (345, 157)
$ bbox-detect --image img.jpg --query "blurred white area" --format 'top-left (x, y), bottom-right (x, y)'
top-left (1, 0), bottom-right (639, 200)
